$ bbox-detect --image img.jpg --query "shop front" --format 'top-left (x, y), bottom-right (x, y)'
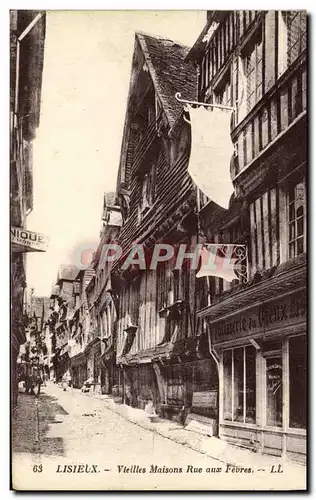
top-left (201, 260), bottom-right (306, 464)
top-left (58, 345), bottom-right (70, 382)
top-left (84, 337), bottom-right (101, 393)
top-left (70, 352), bottom-right (87, 389)
top-left (152, 336), bottom-right (218, 427)
top-left (119, 334), bottom-right (219, 428)
top-left (99, 337), bottom-right (119, 395)
top-left (120, 354), bottom-right (159, 410)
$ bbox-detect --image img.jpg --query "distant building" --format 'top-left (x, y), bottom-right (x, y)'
top-left (69, 266), bottom-right (95, 389)
top-left (19, 294), bottom-right (50, 379)
top-left (47, 265), bottom-right (78, 382)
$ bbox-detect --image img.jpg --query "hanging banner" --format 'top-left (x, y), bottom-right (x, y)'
top-left (186, 105), bottom-right (234, 209)
top-left (196, 244), bottom-right (248, 283)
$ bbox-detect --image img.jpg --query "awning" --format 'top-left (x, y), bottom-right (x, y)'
top-left (197, 253), bottom-right (306, 322)
top-left (152, 335), bottom-right (210, 363)
top-left (70, 352), bottom-right (86, 367)
top-left (118, 334), bottom-right (210, 366)
top-left (84, 336), bottom-right (101, 353)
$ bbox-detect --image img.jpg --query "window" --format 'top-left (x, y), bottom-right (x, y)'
top-left (278, 11), bottom-right (307, 76)
top-left (130, 278), bottom-right (140, 325)
top-left (288, 180), bottom-right (305, 259)
top-left (265, 355), bottom-right (283, 427)
top-left (214, 69), bottom-right (232, 107)
top-left (173, 270), bottom-right (180, 302)
top-left (285, 11), bottom-right (307, 66)
top-left (289, 335), bottom-right (306, 429)
top-left (139, 164), bottom-right (156, 218)
top-left (223, 345), bottom-right (256, 423)
top-left (241, 29), bottom-right (263, 113)
top-left (199, 15), bottom-right (236, 93)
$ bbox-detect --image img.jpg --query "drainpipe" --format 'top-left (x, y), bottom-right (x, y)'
top-left (207, 320), bottom-right (221, 432)
top-left (206, 320), bottom-right (219, 373)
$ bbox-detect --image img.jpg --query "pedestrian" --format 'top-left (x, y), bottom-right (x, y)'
top-left (25, 374), bottom-right (32, 394)
top-left (29, 374), bottom-right (36, 396)
top-left (62, 373), bottom-right (69, 391)
top-left (36, 373), bottom-right (43, 396)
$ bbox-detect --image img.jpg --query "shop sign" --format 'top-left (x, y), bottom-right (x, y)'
top-left (212, 292), bottom-right (306, 344)
top-left (11, 227), bottom-right (49, 252)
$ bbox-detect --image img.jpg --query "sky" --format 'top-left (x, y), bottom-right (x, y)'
top-left (25, 10), bottom-right (206, 296)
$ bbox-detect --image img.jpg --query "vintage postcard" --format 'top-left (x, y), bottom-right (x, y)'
top-left (10, 10), bottom-right (307, 491)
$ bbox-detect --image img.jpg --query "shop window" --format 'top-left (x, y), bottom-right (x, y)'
top-left (263, 339), bottom-right (283, 427)
top-left (265, 355), bottom-right (283, 427)
top-left (288, 180), bottom-right (305, 259)
top-left (289, 335), bottom-right (306, 429)
top-left (223, 345), bottom-right (256, 423)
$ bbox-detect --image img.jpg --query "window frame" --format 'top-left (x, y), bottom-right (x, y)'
top-left (139, 162), bottom-right (156, 220)
top-left (278, 11), bottom-right (307, 78)
top-left (223, 344), bottom-right (256, 425)
top-left (241, 27), bottom-right (263, 113)
top-left (213, 66), bottom-right (232, 108)
top-left (287, 179), bottom-right (306, 260)
top-left (288, 333), bottom-right (307, 431)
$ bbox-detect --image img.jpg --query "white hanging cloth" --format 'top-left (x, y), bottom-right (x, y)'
top-left (186, 104), bottom-right (234, 209)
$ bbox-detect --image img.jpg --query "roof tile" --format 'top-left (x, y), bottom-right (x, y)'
top-left (136, 32), bottom-right (197, 129)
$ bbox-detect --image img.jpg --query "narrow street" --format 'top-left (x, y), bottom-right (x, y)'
top-left (12, 383), bottom-right (306, 491)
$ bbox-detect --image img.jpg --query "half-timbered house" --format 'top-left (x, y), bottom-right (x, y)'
top-left (188, 10), bottom-right (307, 462)
top-left (113, 32), bottom-right (219, 423)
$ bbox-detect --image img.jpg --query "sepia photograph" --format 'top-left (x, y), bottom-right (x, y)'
top-left (10, 9), bottom-right (307, 491)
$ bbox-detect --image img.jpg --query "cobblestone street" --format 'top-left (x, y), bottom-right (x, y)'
top-left (12, 383), bottom-right (306, 491)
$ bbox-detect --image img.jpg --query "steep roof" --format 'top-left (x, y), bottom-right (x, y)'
top-left (136, 32), bottom-right (197, 130)
top-left (57, 264), bottom-right (79, 283)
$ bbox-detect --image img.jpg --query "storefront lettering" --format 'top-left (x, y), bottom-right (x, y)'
top-left (212, 294), bottom-right (306, 343)
top-left (267, 364), bottom-right (282, 394)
